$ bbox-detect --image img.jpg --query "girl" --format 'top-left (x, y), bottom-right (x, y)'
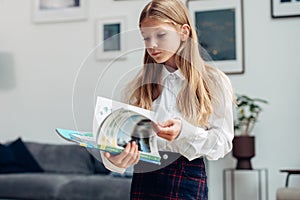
top-left (101, 0), bottom-right (235, 199)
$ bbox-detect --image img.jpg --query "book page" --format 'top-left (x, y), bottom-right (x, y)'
top-left (93, 96), bottom-right (161, 164)
top-left (93, 96), bottom-right (157, 140)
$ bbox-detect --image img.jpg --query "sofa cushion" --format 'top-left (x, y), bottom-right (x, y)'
top-left (0, 173), bottom-right (69, 200)
top-left (277, 187), bottom-right (300, 200)
top-left (0, 173), bottom-right (132, 200)
top-left (25, 142), bottom-right (94, 174)
top-left (0, 138), bottom-right (43, 173)
top-left (56, 175), bottom-right (132, 200)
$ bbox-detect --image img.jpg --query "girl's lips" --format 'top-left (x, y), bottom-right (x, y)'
top-left (151, 52), bottom-right (161, 56)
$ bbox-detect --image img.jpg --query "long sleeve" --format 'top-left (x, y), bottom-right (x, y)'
top-left (170, 100), bottom-right (234, 160)
top-left (158, 89), bottom-right (234, 161)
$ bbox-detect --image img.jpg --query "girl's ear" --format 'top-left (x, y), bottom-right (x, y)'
top-left (180, 24), bottom-right (191, 42)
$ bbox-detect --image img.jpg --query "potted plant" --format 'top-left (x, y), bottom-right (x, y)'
top-left (232, 94), bottom-right (268, 170)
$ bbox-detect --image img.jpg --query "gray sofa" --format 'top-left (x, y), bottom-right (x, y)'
top-left (0, 139), bottom-right (132, 200)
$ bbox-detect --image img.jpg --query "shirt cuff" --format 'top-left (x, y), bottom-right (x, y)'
top-left (176, 118), bottom-right (205, 141)
top-left (169, 118), bottom-right (206, 160)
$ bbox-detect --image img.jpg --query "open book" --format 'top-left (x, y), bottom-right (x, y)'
top-left (56, 96), bottom-right (161, 165)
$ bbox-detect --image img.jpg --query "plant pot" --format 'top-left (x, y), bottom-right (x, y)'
top-left (232, 136), bottom-right (255, 170)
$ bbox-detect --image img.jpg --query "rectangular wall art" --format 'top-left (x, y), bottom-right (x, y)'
top-left (32, 0), bottom-right (88, 23)
top-left (188, 0), bottom-right (244, 74)
top-left (96, 16), bottom-right (126, 60)
top-left (271, 0), bottom-right (300, 18)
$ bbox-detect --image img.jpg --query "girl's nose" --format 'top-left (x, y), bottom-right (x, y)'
top-left (148, 39), bottom-right (158, 49)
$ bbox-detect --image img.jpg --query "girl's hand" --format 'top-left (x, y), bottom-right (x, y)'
top-left (153, 118), bottom-right (182, 141)
top-left (104, 141), bottom-right (140, 169)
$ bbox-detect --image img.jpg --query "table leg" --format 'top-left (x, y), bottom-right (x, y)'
top-left (258, 169), bottom-right (262, 200)
top-left (231, 170), bottom-right (235, 200)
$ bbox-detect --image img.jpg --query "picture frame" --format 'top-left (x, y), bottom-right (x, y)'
top-left (271, 0), bottom-right (300, 18)
top-left (95, 16), bottom-right (126, 60)
top-left (188, 0), bottom-right (244, 74)
top-left (32, 0), bottom-right (88, 23)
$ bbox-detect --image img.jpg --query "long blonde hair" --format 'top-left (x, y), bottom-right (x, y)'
top-left (125, 0), bottom-right (234, 126)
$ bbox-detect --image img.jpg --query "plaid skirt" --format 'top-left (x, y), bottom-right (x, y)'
top-left (130, 155), bottom-right (208, 200)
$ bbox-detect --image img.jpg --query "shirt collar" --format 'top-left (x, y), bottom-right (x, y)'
top-left (161, 65), bottom-right (185, 81)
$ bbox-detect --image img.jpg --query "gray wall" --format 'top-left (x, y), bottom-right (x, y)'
top-left (1, 0), bottom-right (300, 199)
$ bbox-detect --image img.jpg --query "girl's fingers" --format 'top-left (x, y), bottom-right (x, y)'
top-left (160, 120), bottom-right (174, 127)
top-left (113, 141), bottom-right (131, 162)
top-left (107, 143), bottom-right (131, 164)
top-left (156, 118), bottom-right (182, 141)
top-left (122, 142), bottom-right (139, 166)
top-left (104, 152), bottom-right (111, 159)
top-left (104, 141), bottom-right (140, 168)
top-left (157, 132), bottom-right (176, 141)
top-left (158, 127), bottom-right (173, 135)
top-left (134, 146), bottom-right (140, 164)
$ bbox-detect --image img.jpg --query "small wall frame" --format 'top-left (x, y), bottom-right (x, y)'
top-left (32, 0), bottom-right (88, 23)
top-left (271, 0), bottom-right (300, 18)
top-left (95, 16), bottom-right (126, 60)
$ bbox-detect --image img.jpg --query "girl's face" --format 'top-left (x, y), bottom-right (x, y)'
top-left (140, 18), bottom-right (181, 69)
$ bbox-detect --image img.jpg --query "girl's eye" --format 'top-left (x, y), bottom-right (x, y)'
top-left (157, 33), bottom-right (166, 38)
top-left (143, 37), bottom-right (150, 41)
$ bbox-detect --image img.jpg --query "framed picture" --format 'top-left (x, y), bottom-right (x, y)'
top-left (271, 0), bottom-right (300, 18)
top-left (188, 0), bottom-right (244, 74)
top-left (96, 17), bottom-right (126, 60)
top-left (32, 0), bottom-right (88, 23)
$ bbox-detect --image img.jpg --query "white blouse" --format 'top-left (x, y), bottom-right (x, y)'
top-left (101, 66), bottom-right (234, 173)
